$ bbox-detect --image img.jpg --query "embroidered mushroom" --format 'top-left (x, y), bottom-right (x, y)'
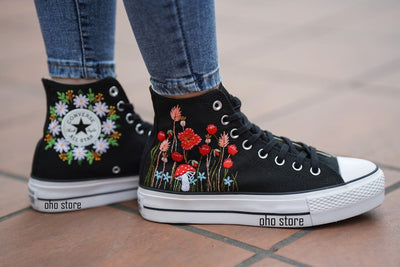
top-left (174, 164), bottom-right (196, 192)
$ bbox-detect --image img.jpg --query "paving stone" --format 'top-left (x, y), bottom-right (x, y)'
top-left (251, 256), bottom-right (296, 267)
top-left (0, 114), bottom-right (42, 178)
top-left (0, 207), bottom-right (253, 266)
top-left (194, 224), bottom-right (298, 251)
top-left (276, 189), bottom-right (400, 266)
top-left (0, 175), bottom-right (29, 218)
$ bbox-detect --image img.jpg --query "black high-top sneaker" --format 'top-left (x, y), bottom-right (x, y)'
top-left (138, 84), bottom-right (385, 227)
top-left (29, 78), bottom-right (151, 212)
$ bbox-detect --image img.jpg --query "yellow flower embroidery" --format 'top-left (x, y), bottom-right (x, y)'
top-left (94, 93), bottom-right (104, 102)
top-left (111, 131), bottom-right (121, 140)
top-left (59, 153), bottom-right (68, 161)
top-left (66, 90), bottom-right (75, 102)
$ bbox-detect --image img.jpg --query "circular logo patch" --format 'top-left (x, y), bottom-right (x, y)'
top-left (61, 109), bottom-right (101, 147)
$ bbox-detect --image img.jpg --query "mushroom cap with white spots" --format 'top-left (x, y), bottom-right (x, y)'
top-left (174, 164), bottom-right (196, 177)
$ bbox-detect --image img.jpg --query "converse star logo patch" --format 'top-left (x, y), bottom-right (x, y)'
top-left (61, 109), bottom-right (101, 147)
top-left (43, 88), bottom-right (122, 165)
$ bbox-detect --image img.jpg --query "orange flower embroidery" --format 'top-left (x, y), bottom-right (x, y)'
top-left (66, 90), bottom-right (75, 102)
top-left (110, 131), bottom-right (121, 139)
top-left (59, 153), bottom-right (67, 161)
top-left (94, 93), bottom-right (104, 102)
top-left (108, 106), bottom-right (116, 116)
top-left (44, 133), bottom-right (53, 142)
top-left (92, 151), bottom-right (101, 161)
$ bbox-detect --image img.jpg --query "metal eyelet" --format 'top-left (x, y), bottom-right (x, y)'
top-left (112, 166), bottom-right (121, 174)
top-left (242, 140), bottom-right (252, 150)
top-left (213, 100), bottom-right (222, 111)
top-left (109, 86), bottom-right (119, 97)
top-left (147, 130), bottom-right (152, 136)
top-left (135, 123), bottom-right (144, 135)
top-left (221, 115), bottom-right (230, 125)
top-left (274, 156), bottom-right (285, 166)
top-left (126, 113), bottom-right (134, 124)
top-left (117, 100), bottom-right (125, 112)
top-left (292, 162), bottom-right (303, 171)
top-left (230, 128), bottom-right (239, 139)
top-left (310, 167), bottom-right (321, 176)
top-left (258, 149), bottom-right (268, 159)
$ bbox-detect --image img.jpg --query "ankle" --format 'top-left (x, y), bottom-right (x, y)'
top-left (52, 77), bottom-right (99, 85)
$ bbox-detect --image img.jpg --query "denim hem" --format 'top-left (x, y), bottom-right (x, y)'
top-left (150, 67), bottom-right (221, 95)
top-left (47, 58), bottom-right (116, 79)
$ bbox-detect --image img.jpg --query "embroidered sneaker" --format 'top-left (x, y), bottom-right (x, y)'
top-left (29, 78), bottom-right (151, 212)
top-left (138, 84), bottom-right (385, 227)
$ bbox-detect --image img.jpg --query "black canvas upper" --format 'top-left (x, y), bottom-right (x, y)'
top-left (140, 84), bottom-right (344, 194)
top-left (31, 78), bottom-right (151, 182)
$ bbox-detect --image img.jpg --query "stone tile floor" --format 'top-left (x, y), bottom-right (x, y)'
top-left (1, 0), bottom-right (399, 266)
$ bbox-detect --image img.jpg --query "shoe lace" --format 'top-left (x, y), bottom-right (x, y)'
top-left (119, 102), bottom-right (152, 134)
top-left (225, 95), bottom-right (320, 172)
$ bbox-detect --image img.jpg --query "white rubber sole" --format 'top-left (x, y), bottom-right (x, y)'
top-left (138, 169), bottom-right (385, 227)
top-left (28, 176), bottom-right (138, 213)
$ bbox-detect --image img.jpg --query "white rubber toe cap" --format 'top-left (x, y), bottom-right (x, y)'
top-left (337, 156), bottom-right (377, 183)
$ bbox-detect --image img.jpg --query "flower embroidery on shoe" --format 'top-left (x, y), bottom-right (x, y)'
top-left (144, 105), bottom-right (239, 193)
top-left (44, 88), bottom-right (122, 165)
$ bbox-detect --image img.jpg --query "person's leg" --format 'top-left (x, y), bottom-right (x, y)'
top-left (123, 0), bottom-right (220, 96)
top-left (34, 0), bottom-right (116, 83)
top-left (124, 0), bottom-right (385, 227)
top-left (30, 0), bottom-right (151, 213)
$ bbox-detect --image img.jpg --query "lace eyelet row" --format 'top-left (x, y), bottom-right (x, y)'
top-left (243, 139), bottom-right (321, 175)
top-left (112, 94), bottom-right (146, 135)
top-left (213, 99), bottom-right (321, 176)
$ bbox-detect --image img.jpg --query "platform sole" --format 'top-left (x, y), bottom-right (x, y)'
top-left (28, 176), bottom-right (138, 213)
top-left (138, 169), bottom-right (385, 227)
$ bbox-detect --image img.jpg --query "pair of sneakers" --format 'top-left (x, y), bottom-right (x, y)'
top-left (29, 78), bottom-right (385, 227)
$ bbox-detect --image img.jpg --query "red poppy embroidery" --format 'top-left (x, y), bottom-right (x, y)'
top-left (178, 128), bottom-right (201, 150)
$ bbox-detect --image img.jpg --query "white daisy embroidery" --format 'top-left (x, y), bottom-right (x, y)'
top-left (73, 94), bottom-right (89, 108)
top-left (54, 101), bottom-right (69, 117)
top-left (93, 101), bottom-right (109, 117)
top-left (101, 119), bottom-right (116, 135)
top-left (93, 137), bottom-right (110, 154)
top-left (48, 120), bottom-right (61, 136)
top-left (54, 138), bottom-right (70, 153)
top-left (72, 146), bottom-right (87, 161)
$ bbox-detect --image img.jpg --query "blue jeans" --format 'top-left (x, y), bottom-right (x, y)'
top-left (34, 0), bottom-right (221, 95)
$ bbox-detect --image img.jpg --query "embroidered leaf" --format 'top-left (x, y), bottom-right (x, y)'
top-left (107, 138), bottom-right (119, 147)
top-left (99, 134), bottom-right (105, 138)
top-left (87, 88), bottom-right (95, 103)
top-left (67, 151), bottom-right (73, 165)
top-left (58, 118), bottom-right (63, 122)
top-left (57, 92), bottom-right (69, 104)
top-left (107, 114), bottom-right (120, 121)
top-left (88, 104), bottom-right (93, 111)
top-left (49, 106), bottom-right (57, 117)
top-left (86, 151), bottom-right (94, 165)
top-left (77, 160), bottom-right (83, 166)
top-left (44, 138), bottom-right (56, 150)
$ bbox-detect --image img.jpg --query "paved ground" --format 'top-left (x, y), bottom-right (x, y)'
top-left (1, 0), bottom-right (399, 266)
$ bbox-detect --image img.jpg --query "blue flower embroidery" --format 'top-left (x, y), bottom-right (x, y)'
top-left (163, 172), bottom-right (171, 182)
top-left (197, 172), bottom-right (206, 181)
top-left (189, 176), bottom-right (197, 185)
top-left (224, 176), bottom-right (233, 186)
top-left (155, 171), bottom-right (163, 181)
